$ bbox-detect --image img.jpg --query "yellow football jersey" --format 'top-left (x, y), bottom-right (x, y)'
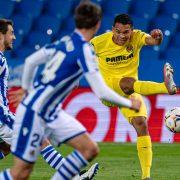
top-left (90, 30), bottom-right (149, 80)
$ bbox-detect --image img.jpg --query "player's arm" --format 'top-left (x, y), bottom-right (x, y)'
top-left (145, 29), bottom-right (163, 45)
top-left (0, 56), bottom-right (6, 76)
top-left (22, 47), bottom-right (55, 91)
top-left (85, 71), bottom-right (140, 111)
top-left (9, 47), bottom-right (55, 106)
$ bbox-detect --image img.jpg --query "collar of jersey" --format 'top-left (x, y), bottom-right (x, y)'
top-left (74, 29), bottom-right (86, 41)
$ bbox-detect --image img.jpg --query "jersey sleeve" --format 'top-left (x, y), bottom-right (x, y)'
top-left (0, 55), bottom-right (6, 76)
top-left (22, 47), bottom-right (55, 90)
top-left (135, 30), bottom-right (149, 48)
top-left (78, 43), bottom-right (99, 73)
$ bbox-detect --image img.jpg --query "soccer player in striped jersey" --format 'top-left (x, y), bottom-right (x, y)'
top-left (0, 19), bottom-right (16, 160)
top-left (0, 18), bottom-right (98, 180)
top-left (0, 2), bottom-right (141, 180)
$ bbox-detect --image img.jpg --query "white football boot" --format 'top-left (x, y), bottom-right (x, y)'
top-left (164, 62), bottom-right (177, 95)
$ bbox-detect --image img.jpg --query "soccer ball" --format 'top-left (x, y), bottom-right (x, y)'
top-left (165, 107), bottom-right (180, 133)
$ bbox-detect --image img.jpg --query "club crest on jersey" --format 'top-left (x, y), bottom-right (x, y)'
top-left (126, 44), bottom-right (133, 53)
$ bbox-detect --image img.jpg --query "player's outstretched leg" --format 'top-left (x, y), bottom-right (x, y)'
top-left (120, 62), bottom-right (177, 96)
top-left (51, 134), bottom-right (99, 180)
top-left (164, 62), bottom-right (177, 95)
top-left (41, 139), bottom-right (99, 180)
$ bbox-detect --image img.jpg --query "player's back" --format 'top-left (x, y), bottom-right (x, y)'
top-left (23, 31), bottom-right (97, 121)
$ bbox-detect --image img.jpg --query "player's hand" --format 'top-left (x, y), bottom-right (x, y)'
top-left (8, 88), bottom-right (27, 108)
top-left (130, 96), bottom-right (141, 112)
top-left (150, 29), bottom-right (163, 40)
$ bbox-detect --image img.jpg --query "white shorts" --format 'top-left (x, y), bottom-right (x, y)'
top-left (11, 104), bottom-right (86, 163)
top-left (0, 124), bottom-right (13, 145)
top-left (45, 109), bottom-right (86, 146)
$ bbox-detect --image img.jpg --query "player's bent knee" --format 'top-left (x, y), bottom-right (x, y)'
top-left (89, 141), bottom-right (99, 157)
top-left (67, 133), bottom-right (99, 160)
top-left (120, 77), bottom-right (135, 95)
top-left (84, 142), bottom-right (99, 161)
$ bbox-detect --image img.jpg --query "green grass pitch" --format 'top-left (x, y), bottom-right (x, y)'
top-left (0, 143), bottom-right (180, 180)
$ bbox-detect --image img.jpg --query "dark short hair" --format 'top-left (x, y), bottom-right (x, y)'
top-left (74, 1), bottom-right (102, 29)
top-left (113, 14), bottom-right (133, 27)
top-left (0, 19), bottom-right (13, 34)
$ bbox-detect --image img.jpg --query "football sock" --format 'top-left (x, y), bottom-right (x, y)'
top-left (0, 169), bottom-right (12, 180)
top-left (0, 152), bottom-right (5, 160)
top-left (137, 136), bottom-right (152, 179)
top-left (41, 145), bottom-right (65, 170)
top-left (134, 81), bottom-right (168, 95)
top-left (52, 150), bottom-right (88, 180)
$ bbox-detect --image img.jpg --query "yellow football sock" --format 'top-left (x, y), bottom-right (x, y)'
top-left (134, 81), bottom-right (168, 95)
top-left (137, 136), bottom-right (152, 179)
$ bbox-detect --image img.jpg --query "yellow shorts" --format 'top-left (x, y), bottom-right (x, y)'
top-left (102, 77), bottom-right (147, 123)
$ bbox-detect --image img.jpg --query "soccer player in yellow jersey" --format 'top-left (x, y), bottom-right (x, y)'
top-left (91, 14), bottom-right (177, 180)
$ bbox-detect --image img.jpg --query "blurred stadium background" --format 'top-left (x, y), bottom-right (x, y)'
top-left (0, 0), bottom-right (180, 179)
top-left (0, 0), bottom-right (179, 142)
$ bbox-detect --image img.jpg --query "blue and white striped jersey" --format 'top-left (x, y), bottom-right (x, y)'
top-left (22, 31), bottom-right (99, 122)
top-left (0, 52), bottom-right (15, 128)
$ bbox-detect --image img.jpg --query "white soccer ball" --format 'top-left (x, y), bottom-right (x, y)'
top-left (165, 107), bottom-right (180, 133)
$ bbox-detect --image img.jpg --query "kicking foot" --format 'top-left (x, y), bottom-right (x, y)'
top-left (72, 163), bottom-right (99, 180)
top-left (80, 163), bottom-right (99, 180)
top-left (164, 62), bottom-right (177, 95)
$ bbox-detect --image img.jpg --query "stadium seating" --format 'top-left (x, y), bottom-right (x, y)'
top-left (13, 46), bottom-right (34, 59)
top-left (140, 47), bottom-right (159, 61)
top-left (103, 0), bottom-right (131, 16)
top-left (160, 0), bottom-right (180, 19)
top-left (170, 32), bottom-right (180, 48)
top-left (164, 47), bottom-right (179, 62)
top-left (132, 16), bottom-right (149, 32)
top-left (0, 0), bottom-right (15, 18)
top-left (150, 15), bottom-right (178, 35)
top-left (35, 15), bottom-right (62, 37)
top-left (98, 15), bottom-right (114, 33)
top-left (16, 0), bottom-right (44, 19)
top-left (91, 0), bottom-right (105, 6)
top-left (150, 15), bottom-right (178, 53)
top-left (45, 0), bottom-right (72, 19)
top-left (61, 16), bottom-right (75, 32)
top-left (139, 57), bottom-right (164, 82)
top-left (13, 33), bottom-right (24, 50)
top-left (26, 31), bottom-right (51, 48)
top-left (158, 35), bottom-right (171, 53)
top-left (12, 15), bottom-right (32, 36)
top-left (130, 0), bottom-right (160, 20)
